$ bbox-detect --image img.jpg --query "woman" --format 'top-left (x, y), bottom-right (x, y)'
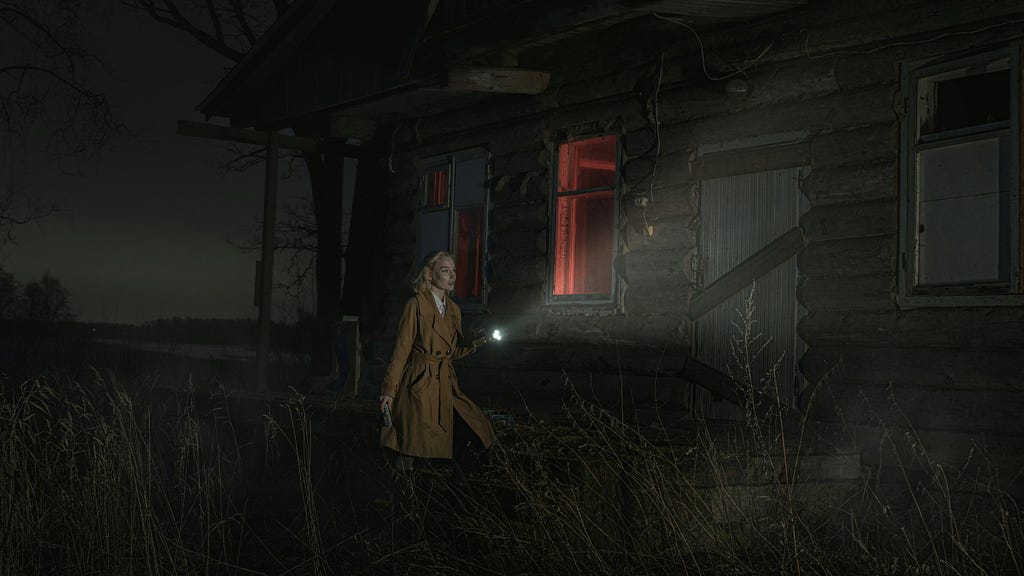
top-left (379, 251), bottom-right (496, 470)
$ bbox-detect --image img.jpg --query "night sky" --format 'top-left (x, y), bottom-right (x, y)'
top-left (3, 4), bottom-right (307, 324)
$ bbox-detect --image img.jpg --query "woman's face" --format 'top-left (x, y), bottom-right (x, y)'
top-left (429, 256), bottom-right (456, 294)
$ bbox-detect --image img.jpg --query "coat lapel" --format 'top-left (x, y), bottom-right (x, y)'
top-left (424, 292), bottom-right (455, 350)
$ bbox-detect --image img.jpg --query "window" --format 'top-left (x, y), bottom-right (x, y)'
top-left (899, 46), bottom-right (1022, 306)
top-left (549, 134), bottom-right (619, 303)
top-left (418, 148), bottom-right (488, 305)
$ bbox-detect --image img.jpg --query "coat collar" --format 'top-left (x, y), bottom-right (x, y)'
top-left (418, 291), bottom-right (456, 349)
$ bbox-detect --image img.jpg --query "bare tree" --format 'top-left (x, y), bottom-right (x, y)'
top-left (127, 0), bottom-right (352, 377)
top-left (1, 0), bottom-right (119, 248)
top-left (0, 264), bottom-right (19, 320)
top-left (21, 272), bottom-right (74, 321)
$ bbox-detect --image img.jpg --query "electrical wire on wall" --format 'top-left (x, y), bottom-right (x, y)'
top-left (635, 50), bottom-right (664, 237)
top-left (653, 12), bottom-right (775, 82)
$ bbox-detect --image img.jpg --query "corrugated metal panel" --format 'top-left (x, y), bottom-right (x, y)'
top-left (693, 167), bottom-right (803, 420)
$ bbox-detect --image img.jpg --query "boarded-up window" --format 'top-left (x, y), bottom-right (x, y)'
top-left (550, 135), bottom-right (618, 300)
top-left (418, 149), bottom-right (489, 305)
top-left (900, 46), bottom-right (1021, 305)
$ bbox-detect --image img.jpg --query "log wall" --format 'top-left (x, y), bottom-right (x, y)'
top-left (365, 0), bottom-right (1024, 477)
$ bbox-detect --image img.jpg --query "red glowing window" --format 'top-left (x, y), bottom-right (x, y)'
top-left (552, 135), bottom-right (617, 298)
top-left (455, 207), bottom-right (483, 299)
top-left (424, 168), bottom-right (448, 207)
top-left (557, 135), bottom-right (617, 193)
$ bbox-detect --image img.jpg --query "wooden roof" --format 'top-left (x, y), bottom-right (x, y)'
top-left (198, 0), bottom-right (807, 131)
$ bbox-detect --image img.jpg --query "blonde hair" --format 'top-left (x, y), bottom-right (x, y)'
top-left (413, 250), bottom-right (454, 295)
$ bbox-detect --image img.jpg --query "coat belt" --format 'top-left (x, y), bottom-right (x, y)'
top-left (412, 351), bottom-right (453, 431)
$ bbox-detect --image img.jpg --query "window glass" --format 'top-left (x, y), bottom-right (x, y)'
top-left (418, 209), bottom-right (451, 267)
top-left (919, 60), bottom-right (1010, 137)
top-left (900, 46), bottom-right (1020, 304)
top-left (557, 136), bottom-right (617, 193)
top-left (551, 134), bottom-right (618, 300)
top-left (552, 190), bottom-right (614, 295)
top-left (455, 207), bottom-right (484, 299)
top-left (917, 137), bottom-right (1007, 286)
top-left (454, 156), bottom-right (487, 207)
top-left (424, 168), bottom-right (448, 207)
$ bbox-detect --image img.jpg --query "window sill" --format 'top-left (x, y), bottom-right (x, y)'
top-left (898, 292), bottom-right (1024, 308)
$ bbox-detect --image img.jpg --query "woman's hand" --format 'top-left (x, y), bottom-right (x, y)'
top-left (379, 394), bottom-right (393, 413)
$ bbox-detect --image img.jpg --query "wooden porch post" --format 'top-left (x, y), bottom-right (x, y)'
top-left (177, 121), bottom-right (320, 391)
top-left (256, 134), bottom-right (279, 391)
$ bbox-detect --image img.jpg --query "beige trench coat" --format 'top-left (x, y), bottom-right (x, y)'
top-left (380, 292), bottom-right (497, 458)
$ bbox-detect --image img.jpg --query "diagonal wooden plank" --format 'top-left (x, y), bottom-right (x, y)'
top-left (689, 226), bottom-right (806, 320)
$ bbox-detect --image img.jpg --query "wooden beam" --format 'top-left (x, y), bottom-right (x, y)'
top-left (446, 67), bottom-right (551, 94)
top-left (329, 113), bottom-right (377, 141)
top-left (255, 134), bottom-right (279, 391)
top-left (177, 119), bottom-right (318, 153)
top-left (693, 140), bottom-right (811, 180)
top-left (689, 226), bottom-right (807, 320)
top-left (678, 353), bottom-right (742, 406)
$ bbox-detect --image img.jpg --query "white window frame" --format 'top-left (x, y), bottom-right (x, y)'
top-left (898, 44), bottom-right (1023, 307)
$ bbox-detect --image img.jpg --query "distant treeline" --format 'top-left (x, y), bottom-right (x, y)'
top-left (3, 317), bottom-right (314, 351)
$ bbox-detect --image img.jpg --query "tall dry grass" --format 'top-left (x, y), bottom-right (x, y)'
top-left (0, 370), bottom-right (338, 575)
top-left (368, 288), bottom-right (1024, 576)
top-left (4, 291), bottom-right (1023, 575)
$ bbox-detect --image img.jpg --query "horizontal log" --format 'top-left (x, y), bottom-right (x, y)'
top-left (801, 235), bottom-right (896, 279)
top-left (491, 173), bottom-right (549, 209)
top-left (486, 283), bottom-right (545, 317)
top-left (694, 140), bottom-right (811, 180)
top-left (802, 161), bottom-right (898, 206)
top-left (795, 2), bottom-right (1024, 63)
top-left (490, 227), bottom-right (547, 258)
top-left (492, 148), bottom-right (546, 178)
top-left (809, 124), bottom-right (897, 167)
top-left (799, 274), bottom-right (895, 312)
top-left (621, 246), bottom-right (691, 281)
top-left (645, 150), bottom-right (696, 193)
top-left (801, 346), bottom-right (1024, 392)
top-left (624, 286), bottom-right (691, 317)
top-left (447, 67), bottom-right (551, 95)
top-left (623, 214), bottom-right (696, 249)
top-left (658, 57), bottom-right (842, 125)
top-left (799, 308), bottom-right (1024, 350)
top-left (800, 199), bottom-right (896, 242)
top-left (659, 84), bottom-right (897, 155)
top-left (489, 255), bottom-right (547, 287)
top-left (490, 202), bottom-right (549, 231)
top-left (469, 117), bottom-right (548, 156)
top-left (833, 50), bottom-right (900, 91)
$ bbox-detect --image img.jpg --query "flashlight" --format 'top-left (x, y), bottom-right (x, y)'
top-left (472, 329), bottom-right (504, 348)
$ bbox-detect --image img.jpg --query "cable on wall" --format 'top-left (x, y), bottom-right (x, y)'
top-left (653, 12), bottom-right (775, 81)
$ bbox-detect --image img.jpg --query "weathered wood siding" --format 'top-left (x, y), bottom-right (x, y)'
top-left (367, 0), bottom-right (1024, 474)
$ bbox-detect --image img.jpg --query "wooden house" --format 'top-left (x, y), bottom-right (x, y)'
top-left (199, 0), bottom-right (1024, 486)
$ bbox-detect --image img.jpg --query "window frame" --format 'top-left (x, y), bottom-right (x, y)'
top-left (416, 147), bottom-right (491, 310)
top-left (898, 44), bottom-right (1024, 308)
top-left (546, 132), bottom-right (621, 306)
